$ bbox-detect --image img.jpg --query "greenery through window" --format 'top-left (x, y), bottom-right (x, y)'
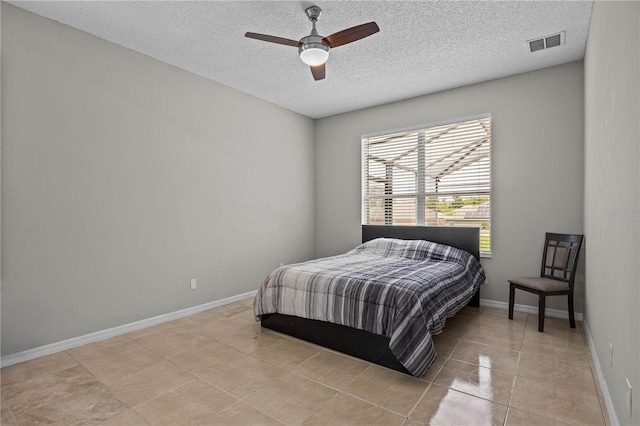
top-left (362, 115), bottom-right (492, 255)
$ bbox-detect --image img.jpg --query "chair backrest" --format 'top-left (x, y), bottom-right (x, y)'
top-left (540, 233), bottom-right (583, 287)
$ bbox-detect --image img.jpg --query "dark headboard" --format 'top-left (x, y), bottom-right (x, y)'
top-left (362, 225), bottom-right (480, 260)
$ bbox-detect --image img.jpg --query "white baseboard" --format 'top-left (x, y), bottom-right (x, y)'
top-left (0, 290), bottom-right (257, 368)
top-left (583, 319), bottom-right (619, 426)
top-left (480, 298), bottom-right (584, 321)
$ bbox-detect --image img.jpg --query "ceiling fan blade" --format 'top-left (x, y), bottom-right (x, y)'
top-left (245, 32), bottom-right (301, 47)
top-left (311, 64), bottom-right (326, 81)
top-left (323, 22), bottom-right (379, 48)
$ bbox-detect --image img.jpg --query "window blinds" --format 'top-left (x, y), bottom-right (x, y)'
top-left (362, 115), bottom-right (492, 254)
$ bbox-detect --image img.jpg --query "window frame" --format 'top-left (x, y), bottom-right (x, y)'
top-left (361, 113), bottom-right (492, 257)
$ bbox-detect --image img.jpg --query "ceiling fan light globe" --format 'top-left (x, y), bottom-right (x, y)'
top-left (299, 43), bottom-right (329, 66)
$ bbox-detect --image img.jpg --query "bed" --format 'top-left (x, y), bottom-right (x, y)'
top-left (254, 225), bottom-right (485, 377)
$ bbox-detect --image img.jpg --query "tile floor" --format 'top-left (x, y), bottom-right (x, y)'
top-left (1, 298), bottom-right (609, 425)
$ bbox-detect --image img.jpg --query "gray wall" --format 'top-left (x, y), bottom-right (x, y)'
top-left (1, 4), bottom-right (315, 356)
top-left (315, 61), bottom-right (585, 312)
top-left (584, 1), bottom-right (640, 424)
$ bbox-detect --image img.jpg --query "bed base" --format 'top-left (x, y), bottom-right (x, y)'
top-left (261, 290), bottom-right (478, 375)
top-left (261, 225), bottom-right (482, 375)
top-left (261, 313), bottom-right (411, 374)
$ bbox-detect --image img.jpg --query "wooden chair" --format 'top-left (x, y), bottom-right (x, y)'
top-left (508, 233), bottom-right (583, 332)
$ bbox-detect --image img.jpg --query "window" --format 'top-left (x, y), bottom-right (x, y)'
top-left (362, 114), bottom-right (492, 256)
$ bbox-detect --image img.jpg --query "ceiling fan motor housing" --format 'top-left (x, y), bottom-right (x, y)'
top-left (299, 37), bottom-right (329, 66)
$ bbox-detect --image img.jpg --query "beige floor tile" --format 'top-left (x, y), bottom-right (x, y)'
top-left (464, 326), bottom-right (525, 352)
top-left (420, 334), bottom-right (461, 381)
top-left (102, 359), bottom-right (196, 406)
top-left (520, 338), bottom-right (591, 366)
top-left (433, 359), bottom-right (515, 405)
top-left (134, 379), bottom-right (238, 426)
top-left (480, 307), bottom-right (510, 317)
top-left (214, 323), bottom-right (284, 354)
top-left (343, 365), bottom-right (429, 415)
top-left (303, 392), bottom-right (405, 425)
top-left (451, 340), bottom-right (520, 374)
top-left (445, 304), bottom-right (479, 321)
top-left (525, 315), bottom-right (580, 331)
top-left (521, 332), bottom-right (589, 357)
top-left (196, 354), bottom-right (288, 398)
top-left (401, 418), bottom-right (426, 426)
top-left (510, 376), bottom-right (605, 426)
top-left (1, 351), bottom-right (79, 389)
top-left (3, 365), bottom-right (128, 425)
top-left (1, 304), bottom-right (607, 426)
top-left (213, 301), bottom-right (255, 318)
top-left (250, 336), bottom-right (321, 369)
top-left (65, 335), bottom-right (137, 358)
top-left (421, 358), bottom-right (446, 383)
top-left (101, 409), bottom-right (152, 425)
top-left (505, 407), bottom-right (569, 425)
top-left (517, 352), bottom-right (597, 394)
top-left (242, 373), bottom-right (338, 425)
top-left (522, 326), bottom-right (588, 347)
top-left (225, 308), bottom-right (260, 326)
top-left (69, 339), bottom-right (166, 383)
top-left (123, 321), bottom-right (180, 341)
top-left (187, 317), bottom-right (246, 341)
top-left (131, 326), bottom-right (210, 358)
top-left (432, 333), bottom-right (462, 352)
top-left (469, 318), bottom-right (527, 337)
top-left (201, 401), bottom-right (283, 425)
top-left (293, 350), bottom-right (370, 390)
top-left (522, 321), bottom-right (586, 345)
top-left (481, 307), bottom-right (528, 321)
top-left (1, 397), bottom-right (19, 426)
top-left (457, 305), bottom-right (483, 318)
top-left (167, 339), bottom-right (246, 373)
top-left (440, 313), bottom-right (475, 338)
top-left (476, 310), bottom-right (528, 328)
top-left (410, 383), bottom-right (508, 426)
top-left (172, 308), bottom-right (225, 324)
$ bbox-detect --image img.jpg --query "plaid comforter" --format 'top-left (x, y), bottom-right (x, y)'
top-left (254, 238), bottom-right (485, 376)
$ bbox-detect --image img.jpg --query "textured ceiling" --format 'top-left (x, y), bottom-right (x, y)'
top-left (9, 1), bottom-right (593, 119)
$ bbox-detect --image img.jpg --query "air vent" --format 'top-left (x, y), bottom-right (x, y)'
top-left (527, 31), bottom-right (565, 53)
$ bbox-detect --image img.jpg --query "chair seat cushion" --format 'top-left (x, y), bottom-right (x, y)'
top-left (509, 276), bottom-right (570, 292)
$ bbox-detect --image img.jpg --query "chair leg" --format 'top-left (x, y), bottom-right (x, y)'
top-left (568, 294), bottom-right (576, 328)
top-left (508, 284), bottom-right (515, 320)
top-left (538, 294), bottom-right (546, 332)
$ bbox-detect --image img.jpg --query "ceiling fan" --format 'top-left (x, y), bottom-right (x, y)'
top-left (245, 6), bottom-right (379, 81)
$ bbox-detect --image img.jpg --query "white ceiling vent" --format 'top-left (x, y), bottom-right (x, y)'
top-left (527, 31), bottom-right (565, 53)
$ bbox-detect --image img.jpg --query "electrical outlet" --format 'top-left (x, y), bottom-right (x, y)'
top-left (190, 278), bottom-right (197, 290)
top-left (609, 343), bottom-right (614, 367)
top-left (627, 379), bottom-right (633, 417)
